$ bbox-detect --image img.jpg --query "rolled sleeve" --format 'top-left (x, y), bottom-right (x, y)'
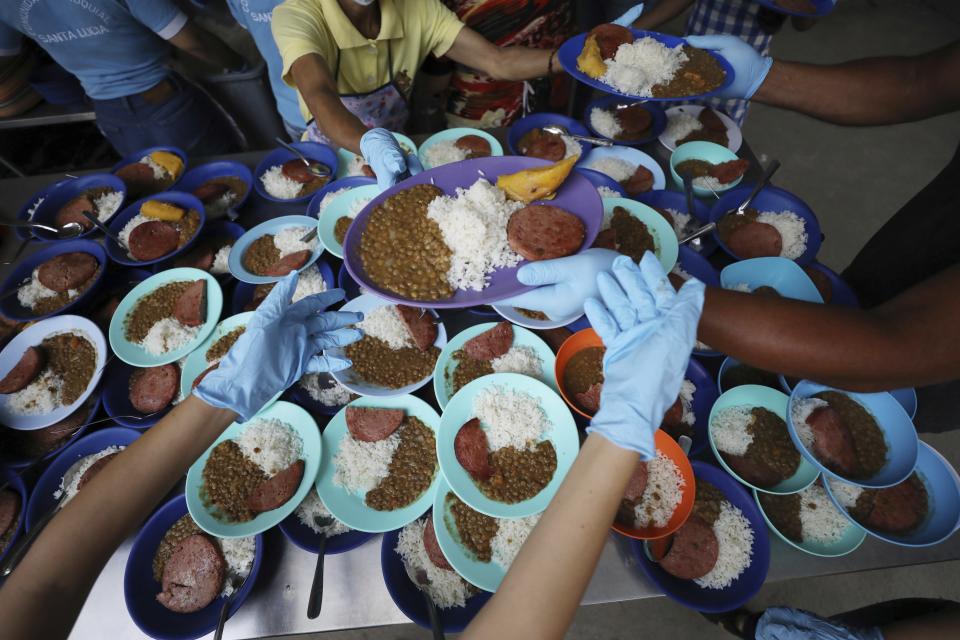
top-left (0, 21), bottom-right (22, 56)
top-left (272, 4), bottom-right (333, 86)
top-left (125, 0), bottom-right (188, 39)
top-left (424, 0), bottom-right (465, 59)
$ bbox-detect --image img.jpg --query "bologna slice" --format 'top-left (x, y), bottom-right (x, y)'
top-left (422, 514), bottom-right (453, 570)
top-left (247, 459), bottom-right (305, 513)
top-left (396, 306), bottom-right (438, 352)
top-left (156, 534), bottom-right (226, 614)
top-left (129, 364), bottom-right (179, 414)
top-left (0, 489), bottom-right (21, 537)
top-left (37, 252), bottom-right (98, 293)
top-left (454, 135), bottom-right (491, 159)
top-left (621, 165), bottom-right (654, 196)
top-left (281, 159), bottom-right (319, 184)
top-left (661, 397), bottom-right (684, 430)
top-left (56, 195), bottom-right (95, 230)
top-left (507, 205), bottom-right (586, 261)
top-left (192, 363), bottom-right (219, 391)
top-left (175, 242), bottom-right (215, 272)
top-left (618, 104), bottom-right (653, 137)
top-left (263, 250), bottom-right (311, 277)
top-left (128, 220), bottom-right (180, 261)
top-left (657, 515), bottom-right (719, 580)
top-left (727, 221), bottom-right (783, 259)
top-left (464, 322), bottom-right (513, 361)
top-left (807, 405), bottom-right (859, 476)
top-left (193, 181), bottom-right (231, 203)
top-left (454, 418), bottom-right (492, 482)
top-left (863, 478), bottom-right (928, 533)
top-left (708, 159), bottom-right (750, 184)
top-left (624, 460), bottom-right (649, 503)
top-left (345, 406), bottom-right (405, 442)
top-left (174, 280), bottom-right (207, 327)
top-left (588, 23), bottom-right (634, 60)
top-left (115, 162), bottom-right (156, 196)
top-left (0, 346), bottom-right (44, 394)
top-left (521, 130), bottom-right (566, 162)
top-left (591, 227), bottom-right (618, 250)
top-left (699, 108), bottom-right (726, 132)
top-left (77, 452), bottom-right (119, 491)
top-left (575, 382), bottom-right (603, 415)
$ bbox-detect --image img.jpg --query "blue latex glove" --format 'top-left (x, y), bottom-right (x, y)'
top-left (360, 128), bottom-right (414, 190)
top-left (612, 3), bottom-right (644, 26)
top-left (496, 249), bottom-right (619, 320)
top-left (195, 272), bottom-right (363, 421)
top-left (685, 34), bottom-right (773, 100)
top-left (757, 608), bottom-right (884, 640)
top-left (584, 253), bottom-right (705, 458)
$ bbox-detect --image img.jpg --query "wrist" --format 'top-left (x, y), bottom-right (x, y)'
top-left (548, 47), bottom-right (560, 75)
top-left (747, 56), bottom-right (777, 102)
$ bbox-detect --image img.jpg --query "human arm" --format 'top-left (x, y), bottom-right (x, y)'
top-left (443, 27), bottom-right (559, 82)
top-left (167, 21), bottom-right (245, 71)
top-left (632, 0), bottom-right (694, 30)
top-left (464, 255), bottom-right (705, 639)
top-left (286, 53), bottom-right (367, 153)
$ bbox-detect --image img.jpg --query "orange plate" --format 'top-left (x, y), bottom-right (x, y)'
top-left (612, 430), bottom-right (696, 540)
top-left (554, 328), bottom-right (604, 419)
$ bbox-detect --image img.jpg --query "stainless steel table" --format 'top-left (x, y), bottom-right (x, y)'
top-left (1, 138), bottom-right (958, 640)
top-left (0, 102), bottom-right (95, 132)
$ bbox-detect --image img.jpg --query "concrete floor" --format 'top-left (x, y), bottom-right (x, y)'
top-left (268, 2), bottom-right (960, 638)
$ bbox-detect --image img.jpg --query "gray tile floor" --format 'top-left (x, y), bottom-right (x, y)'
top-left (267, 1), bottom-right (960, 637)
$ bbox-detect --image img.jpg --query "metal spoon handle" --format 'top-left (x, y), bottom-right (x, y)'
top-left (568, 134), bottom-right (613, 147)
top-left (682, 172), bottom-right (697, 218)
top-left (213, 600), bottom-right (230, 640)
top-left (425, 592), bottom-right (445, 640)
top-left (81, 211), bottom-right (125, 249)
top-left (679, 222), bottom-right (716, 246)
top-left (275, 137), bottom-right (310, 165)
top-left (0, 502), bottom-right (60, 577)
top-left (736, 158), bottom-right (781, 215)
top-left (0, 220), bottom-right (60, 234)
top-left (307, 534), bottom-right (328, 619)
top-left (2, 238), bottom-right (32, 266)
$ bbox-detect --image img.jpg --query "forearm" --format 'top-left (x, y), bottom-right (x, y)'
top-left (169, 25), bottom-right (243, 71)
top-left (633, 0), bottom-right (695, 30)
top-left (487, 46), bottom-right (557, 82)
top-left (303, 90), bottom-right (368, 153)
top-left (463, 435), bottom-right (637, 639)
top-left (0, 397), bottom-right (236, 640)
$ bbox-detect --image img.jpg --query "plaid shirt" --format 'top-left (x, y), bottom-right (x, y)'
top-left (686, 0), bottom-right (773, 124)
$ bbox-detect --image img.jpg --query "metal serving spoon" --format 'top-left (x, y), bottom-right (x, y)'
top-left (415, 569), bottom-right (445, 640)
top-left (274, 137), bottom-right (331, 178)
top-left (1, 238), bottom-right (34, 265)
top-left (214, 570), bottom-right (250, 640)
top-left (0, 220), bottom-right (84, 239)
top-left (307, 514), bottom-right (334, 619)
top-left (541, 125), bottom-right (613, 147)
top-left (81, 211), bottom-right (126, 249)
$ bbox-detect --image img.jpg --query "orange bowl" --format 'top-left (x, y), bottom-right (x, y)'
top-left (555, 328), bottom-right (605, 419)
top-left (611, 429), bottom-right (696, 540)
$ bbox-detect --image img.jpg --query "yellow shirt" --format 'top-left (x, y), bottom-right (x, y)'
top-left (273, 0), bottom-right (464, 122)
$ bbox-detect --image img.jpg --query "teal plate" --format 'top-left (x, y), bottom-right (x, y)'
top-left (438, 372), bottom-right (579, 518)
top-left (336, 132), bottom-right (418, 179)
top-left (602, 197), bottom-right (679, 272)
top-left (109, 268), bottom-right (223, 367)
top-left (753, 484), bottom-right (865, 557)
top-left (417, 128), bottom-right (504, 170)
top-left (317, 394), bottom-right (442, 532)
top-left (432, 323), bottom-right (557, 410)
top-left (185, 400), bottom-right (321, 538)
top-left (180, 312), bottom-right (252, 398)
top-left (317, 184), bottom-right (381, 259)
top-left (708, 384), bottom-right (819, 495)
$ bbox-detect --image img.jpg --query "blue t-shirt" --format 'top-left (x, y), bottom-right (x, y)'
top-left (0, 1), bottom-right (186, 100)
top-left (226, 0), bottom-right (305, 130)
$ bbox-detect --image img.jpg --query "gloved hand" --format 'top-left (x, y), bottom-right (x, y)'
top-left (612, 3), bottom-right (644, 26)
top-left (496, 248), bottom-right (619, 320)
top-left (360, 128), bottom-right (416, 190)
top-left (195, 272), bottom-right (363, 421)
top-left (757, 608), bottom-right (884, 640)
top-left (684, 34), bottom-right (773, 100)
top-left (584, 253), bottom-right (705, 458)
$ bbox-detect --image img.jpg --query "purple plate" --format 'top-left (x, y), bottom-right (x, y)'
top-left (343, 156), bottom-right (602, 309)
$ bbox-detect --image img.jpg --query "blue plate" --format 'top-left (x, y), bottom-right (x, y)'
top-left (580, 145), bottom-right (666, 191)
top-left (109, 268), bottom-right (222, 367)
top-left (317, 395), bottom-right (441, 532)
top-left (336, 262), bottom-right (362, 301)
top-left (336, 132), bottom-right (417, 179)
top-left (677, 245), bottom-right (720, 287)
top-left (432, 323), bottom-right (557, 409)
top-left (806, 261), bottom-right (859, 307)
top-left (787, 381), bottom-right (919, 488)
top-left (754, 483), bottom-right (866, 558)
top-left (558, 29), bottom-right (735, 101)
top-left (111, 145), bottom-right (187, 191)
top-left (0, 239), bottom-right (109, 322)
top-left (418, 128), bottom-right (504, 170)
top-left (186, 401), bottom-right (321, 537)
top-left (638, 191), bottom-right (715, 256)
top-left (174, 160), bottom-right (253, 217)
top-left (0, 315), bottom-right (107, 431)
top-left (26, 426), bottom-right (141, 529)
top-left (659, 105), bottom-right (743, 153)
top-left (318, 184), bottom-right (381, 259)
top-left (584, 96), bottom-right (667, 146)
top-left (105, 192), bottom-right (206, 267)
top-left (15, 178), bottom-right (70, 241)
top-left (492, 304), bottom-right (583, 331)
top-left (755, 0), bottom-right (835, 18)
top-left (507, 112), bottom-right (592, 158)
top-left (284, 371), bottom-right (354, 417)
top-left (306, 176), bottom-right (377, 218)
top-left (228, 215), bottom-right (321, 284)
top-left (778, 375), bottom-right (917, 420)
top-left (124, 493), bottom-right (264, 640)
top-left (231, 259), bottom-right (334, 315)
top-left (709, 385), bottom-right (820, 494)
top-left (328, 294), bottom-right (447, 397)
top-left (823, 442), bottom-right (960, 547)
top-left (254, 142), bottom-right (339, 203)
top-left (632, 461), bottom-right (770, 612)
top-left (574, 167), bottom-right (627, 198)
top-left (684, 357), bottom-right (719, 456)
top-left (278, 489), bottom-right (375, 553)
top-left (179, 311), bottom-right (255, 400)
top-left (670, 141), bottom-right (744, 197)
top-left (720, 257), bottom-right (823, 302)
top-left (154, 219), bottom-right (246, 276)
top-left (30, 173), bottom-right (127, 239)
top-left (0, 390), bottom-right (102, 469)
top-left (381, 525), bottom-right (492, 631)
top-left (102, 359), bottom-right (175, 430)
top-left (0, 466), bottom-right (29, 565)
top-left (719, 357), bottom-right (790, 395)
top-left (709, 185), bottom-right (822, 265)
top-left (602, 197), bottom-right (679, 272)
top-left (438, 372), bottom-right (579, 518)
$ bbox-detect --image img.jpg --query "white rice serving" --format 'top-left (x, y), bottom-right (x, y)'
top-left (333, 431), bottom-right (401, 494)
top-left (664, 112), bottom-right (704, 144)
top-left (7, 370), bottom-right (64, 415)
top-left (796, 483), bottom-right (851, 544)
top-left (260, 165), bottom-right (304, 200)
top-left (396, 519), bottom-right (472, 609)
top-left (695, 500), bottom-right (754, 589)
top-left (632, 452), bottom-right (686, 528)
top-left (601, 37), bottom-right (688, 97)
top-left (93, 190), bottom-right (123, 222)
top-left (219, 535), bottom-right (256, 597)
top-left (491, 513), bottom-right (541, 569)
top-left (296, 488), bottom-right (350, 537)
top-left (473, 386), bottom-right (549, 452)
top-left (141, 318), bottom-right (200, 355)
top-left (272, 226), bottom-right (316, 258)
top-left (490, 346), bottom-right (543, 379)
top-left (756, 211), bottom-right (808, 260)
top-left (298, 373), bottom-right (352, 407)
top-left (236, 418), bottom-right (302, 476)
top-left (790, 397), bottom-right (829, 449)
top-left (423, 140), bottom-right (469, 168)
top-left (56, 445), bottom-right (124, 501)
top-left (590, 107), bottom-right (623, 139)
top-left (710, 406), bottom-right (754, 456)
top-left (357, 304), bottom-right (414, 350)
top-left (589, 157), bottom-right (636, 182)
top-left (17, 267), bottom-right (80, 310)
top-left (211, 245), bottom-right (232, 275)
